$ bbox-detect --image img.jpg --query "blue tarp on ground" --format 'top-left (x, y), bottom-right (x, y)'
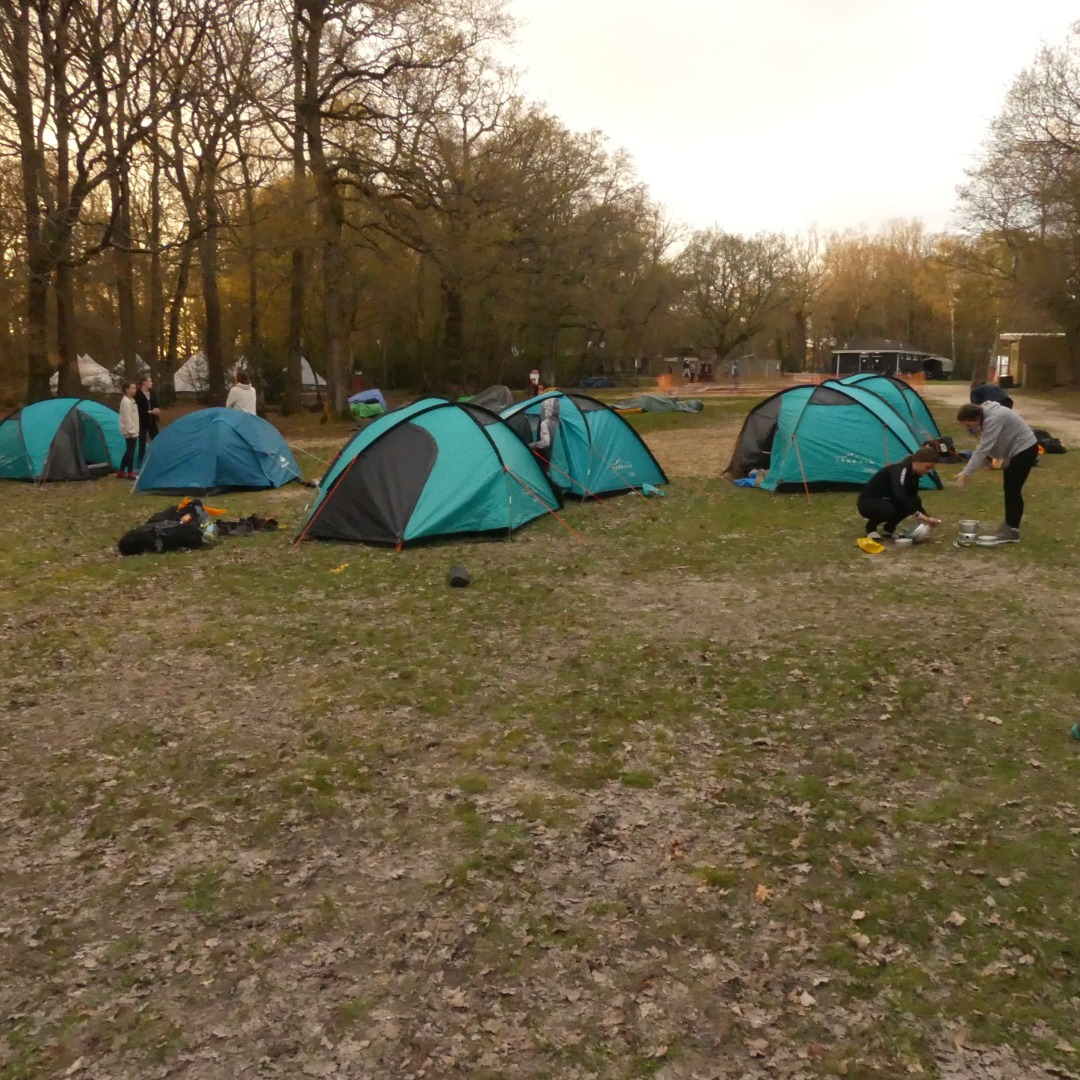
top-left (348, 389), bottom-right (388, 410)
top-left (611, 394), bottom-right (703, 413)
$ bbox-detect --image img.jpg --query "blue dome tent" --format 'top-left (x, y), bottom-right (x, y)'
top-left (0, 398), bottom-right (124, 481)
top-left (839, 372), bottom-right (941, 445)
top-left (500, 390), bottom-right (668, 498)
top-left (726, 380), bottom-right (942, 492)
top-left (296, 399), bottom-right (560, 547)
top-left (134, 408), bottom-right (301, 494)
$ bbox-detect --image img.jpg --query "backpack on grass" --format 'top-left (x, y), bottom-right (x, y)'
top-left (117, 499), bottom-right (218, 556)
top-left (1032, 428), bottom-right (1066, 454)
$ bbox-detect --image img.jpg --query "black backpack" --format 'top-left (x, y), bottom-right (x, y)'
top-left (117, 520), bottom-right (205, 556)
top-left (1032, 428), bottom-right (1067, 454)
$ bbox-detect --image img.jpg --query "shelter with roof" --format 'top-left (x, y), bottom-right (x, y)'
top-left (174, 352), bottom-right (327, 397)
top-left (296, 399), bottom-right (560, 547)
top-left (0, 398), bottom-right (124, 481)
top-left (134, 408), bottom-right (301, 494)
top-left (48, 355), bottom-right (116, 396)
top-left (500, 390), bottom-right (668, 498)
top-left (726, 378), bottom-right (942, 493)
top-left (830, 339), bottom-right (949, 379)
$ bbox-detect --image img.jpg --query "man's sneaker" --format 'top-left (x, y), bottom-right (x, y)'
top-left (866, 530), bottom-right (882, 541)
top-left (992, 523), bottom-right (1021, 544)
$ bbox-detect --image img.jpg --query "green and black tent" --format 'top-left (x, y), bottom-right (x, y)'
top-left (0, 398), bottom-right (124, 481)
top-left (296, 398), bottom-right (560, 546)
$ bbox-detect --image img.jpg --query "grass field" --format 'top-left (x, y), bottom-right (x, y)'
top-left (2, 395), bottom-right (1079, 1080)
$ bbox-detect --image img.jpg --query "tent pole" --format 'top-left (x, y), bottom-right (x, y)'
top-left (791, 434), bottom-right (812, 504)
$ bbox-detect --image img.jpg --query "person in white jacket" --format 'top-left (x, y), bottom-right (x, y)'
top-left (117, 382), bottom-right (139, 478)
top-left (225, 371), bottom-right (258, 414)
top-left (955, 402), bottom-right (1039, 543)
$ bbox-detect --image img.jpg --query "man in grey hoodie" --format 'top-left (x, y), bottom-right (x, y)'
top-left (955, 402), bottom-right (1039, 543)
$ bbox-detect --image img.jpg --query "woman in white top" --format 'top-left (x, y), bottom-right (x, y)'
top-left (117, 382), bottom-right (139, 478)
top-left (225, 371), bottom-right (258, 414)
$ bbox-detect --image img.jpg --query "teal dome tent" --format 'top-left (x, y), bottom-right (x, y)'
top-left (0, 398), bottom-right (124, 481)
top-left (134, 408), bottom-right (301, 494)
top-left (296, 399), bottom-right (561, 546)
top-left (726, 380), bottom-right (942, 492)
top-left (839, 372), bottom-right (941, 445)
top-left (500, 390), bottom-right (668, 498)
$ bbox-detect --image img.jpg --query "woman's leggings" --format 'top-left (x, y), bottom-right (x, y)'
top-left (120, 437), bottom-right (136, 473)
top-left (1003, 443), bottom-right (1039, 529)
top-left (857, 495), bottom-right (909, 534)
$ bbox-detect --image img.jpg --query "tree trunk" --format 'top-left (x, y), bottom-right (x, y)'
top-left (115, 187), bottom-right (138, 384)
top-left (55, 259), bottom-right (83, 397)
top-left (8, 0), bottom-right (50, 402)
top-left (198, 218), bottom-right (227, 406)
top-left (1066, 323), bottom-right (1080, 387)
top-left (282, 26), bottom-right (306, 416)
top-left (238, 152), bottom-right (261, 384)
top-left (441, 274), bottom-right (465, 386)
top-left (149, 150), bottom-right (165, 395)
top-left (321, 233), bottom-right (350, 415)
top-left (25, 259), bottom-right (51, 402)
top-left (300, 3), bottom-right (349, 417)
top-left (165, 245), bottom-right (193, 400)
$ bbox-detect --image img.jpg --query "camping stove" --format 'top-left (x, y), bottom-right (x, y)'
top-left (957, 519), bottom-right (979, 545)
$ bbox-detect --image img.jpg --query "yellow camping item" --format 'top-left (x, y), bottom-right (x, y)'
top-left (856, 536), bottom-right (884, 555)
top-left (176, 496), bottom-right (227, 516)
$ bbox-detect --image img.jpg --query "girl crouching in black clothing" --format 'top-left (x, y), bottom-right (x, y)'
top-left (857, 446), bottom-right (941, 540)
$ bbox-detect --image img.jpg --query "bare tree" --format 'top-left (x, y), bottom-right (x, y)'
top-left (676, 229), bottom-right (790, 364)
top-left (960, 22), bottom-right (1080, 382)
top-left (0, 0), bottom-right (182, 401)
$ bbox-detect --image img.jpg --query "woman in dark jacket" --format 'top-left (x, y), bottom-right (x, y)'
top-left (857, 446), bottom-right (941, 539)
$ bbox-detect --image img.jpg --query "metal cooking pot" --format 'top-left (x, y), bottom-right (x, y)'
top-left (908, 522), bottom-right (934, 544)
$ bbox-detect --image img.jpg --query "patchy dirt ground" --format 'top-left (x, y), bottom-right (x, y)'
top-left (2, 386), bottom-right (1079, 1080)
top-left (923, 383), bottom-right (1080, 447)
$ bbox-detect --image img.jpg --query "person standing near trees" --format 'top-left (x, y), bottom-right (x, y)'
top-left (117, 382), bottom-right (139, 478)
top-left (225, 371), bottom-right (257, 414)
top-left (135, 376), bottom-right (160, 465)
top-left (955, 403), bottom-right (1039, 544)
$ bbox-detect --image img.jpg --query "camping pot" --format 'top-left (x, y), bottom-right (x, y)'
top-left (893, 537), bottom-right (914, 549)
top-left (908, 522), bottom-right (933, 544)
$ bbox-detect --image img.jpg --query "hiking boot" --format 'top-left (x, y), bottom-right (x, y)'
top-left (992, 523), bottom-right (1020, 544)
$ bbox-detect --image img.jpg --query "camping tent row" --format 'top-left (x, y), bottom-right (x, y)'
top-left (296, 391), bottom-right (668, 547)
top-left (44, 353), bottom-right (327, 397)
top-left (727, 373), bottom-right (943, 492)
top-left (0, 398), bottom-right (301, 494)
top-left (48, 355), bottom-right (118, 395)
top-left (174, 353), bottom-right (326, 394)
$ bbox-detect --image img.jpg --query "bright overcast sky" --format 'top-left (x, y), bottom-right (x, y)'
top-left (498, 1), bottom-right (1078, 237)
